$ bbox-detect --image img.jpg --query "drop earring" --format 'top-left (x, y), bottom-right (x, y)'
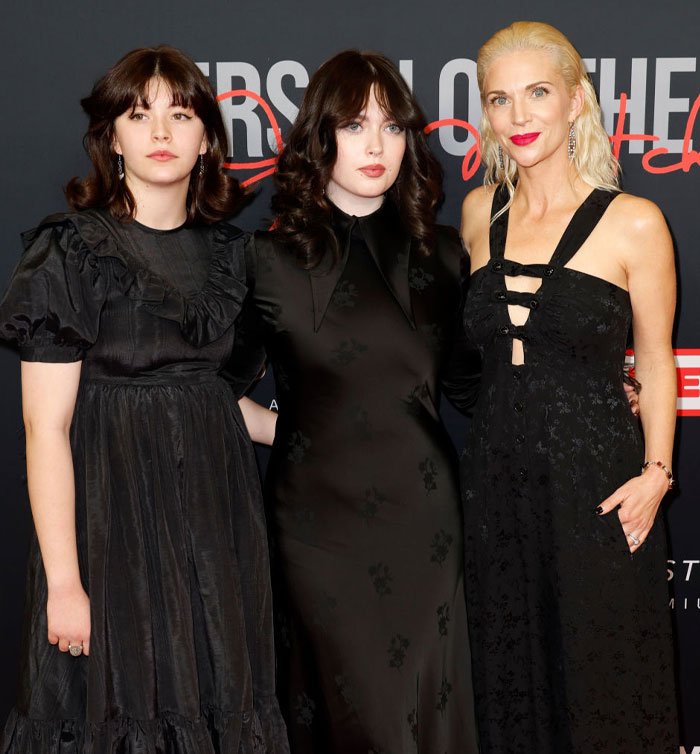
top-left (568, 121), bottom-right (576, 159)
top-left (117, 154), bottom-right (124, 180)
top-left (498, 145), bottom-right (504, 171)
top-left (199, 154), bottom-right (205, 176)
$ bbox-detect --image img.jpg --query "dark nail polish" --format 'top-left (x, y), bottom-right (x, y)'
top-left (595, 506), bottom-right (604, 515)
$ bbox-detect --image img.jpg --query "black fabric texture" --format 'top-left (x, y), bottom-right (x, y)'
top-left (241, 199), bottom-right (480, 753)
top-left (460, 186), bottom-right (678, 754)
top-left (0, 209), bottom-right (289, 754)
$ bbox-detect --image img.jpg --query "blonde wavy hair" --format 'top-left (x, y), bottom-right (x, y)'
top-left (477, 21), bottom-right (619, 218)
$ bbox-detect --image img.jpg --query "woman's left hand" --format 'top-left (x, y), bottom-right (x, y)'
top-left (596, 467), bottom-right (670, 552)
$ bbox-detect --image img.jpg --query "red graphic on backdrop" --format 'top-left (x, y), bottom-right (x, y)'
top-left (216, 89), bottom-right (284, 187)
top-left (609, 93), bottom-right (659, 160)
top-left (675, 349), bottom-right (700, 416)
top-left (218, 89), bottom-right (699, 187)
top-left (642, 94), bottom-right (700, 174)
top-left (424, 118), bottom-right (481, 180)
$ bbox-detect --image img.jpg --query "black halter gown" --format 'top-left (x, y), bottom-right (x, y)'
top-left (460, 187), bottom-right (677, 754)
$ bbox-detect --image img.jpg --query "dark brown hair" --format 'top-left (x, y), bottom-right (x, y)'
top-left (65, 45), bottom-right (244, 224)
top-left (272, 50), bottom-right (442, 267)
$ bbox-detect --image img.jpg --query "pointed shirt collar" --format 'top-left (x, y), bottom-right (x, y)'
top-left (310, 199), bottom-right (415, 332)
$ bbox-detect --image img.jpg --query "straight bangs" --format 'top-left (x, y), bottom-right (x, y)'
top-left (371, 73), bottom-right (425, 131)
top-left (141, 55), bottom-right (213, 117)
top-left (329, 77), bottom-right (374, 130)
top-left (326, 58), bottom-right (423, 132)
top-left (87, 49), bottom-right (211, 121)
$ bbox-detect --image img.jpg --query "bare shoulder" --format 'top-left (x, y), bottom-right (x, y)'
top-left (606, 192), bottom-right (673, 266)
top-left (461, 184), bottom-right (496, 222)
top-left (460, 184), bottom-right (497, 251)
top-left (607, 193), bottom-right (669, 241)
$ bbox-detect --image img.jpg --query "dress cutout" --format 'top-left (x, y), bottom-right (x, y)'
top-left (460, 187), bottom-right (677, 754)
top-left (243, 200), bottom-right (479, 754)
top-left (0, 208), bottom-right (289, 754)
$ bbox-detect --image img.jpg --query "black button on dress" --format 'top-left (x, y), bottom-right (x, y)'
top-left (0, 209), bottom-right (289, 754)
top-left (244, 201), bottom-right (479, 753)
top-left (460, 187), bottom-right (677, 753)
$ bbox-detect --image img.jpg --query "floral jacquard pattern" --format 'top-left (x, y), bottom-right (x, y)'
top-left (244, 200), bottom-right (478, 752)
top-left (460, 187), bottom-right (677, 753)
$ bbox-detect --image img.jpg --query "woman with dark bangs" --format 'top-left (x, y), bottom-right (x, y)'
top-left (0, 46), bottom-right (288, 753)
top-left (239, 50), bottom-right (479, 753)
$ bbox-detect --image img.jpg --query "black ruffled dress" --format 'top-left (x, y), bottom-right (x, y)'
top-left (0, 208), bottom-right (289, 754)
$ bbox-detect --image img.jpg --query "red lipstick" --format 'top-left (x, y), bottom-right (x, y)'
top-left (148, 150), bottom-right (177, 161)
top-left (510, 133), bottom-right (539, 146)
top-left (359, 164), bottom-right (385, 177)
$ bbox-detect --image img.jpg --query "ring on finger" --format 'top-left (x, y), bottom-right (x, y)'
top-left (68, 642), bottom-right (84, 657)
top-left (628, 533), bottom-right (641, 546)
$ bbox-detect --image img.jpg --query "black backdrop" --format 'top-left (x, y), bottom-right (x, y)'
top-left (1, 2), bottom-right (698, 750)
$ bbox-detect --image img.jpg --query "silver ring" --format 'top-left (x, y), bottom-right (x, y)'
top-left (68, 643), bottom-right (83, 657)
top-left (628, 533), bottom-right (640, 546)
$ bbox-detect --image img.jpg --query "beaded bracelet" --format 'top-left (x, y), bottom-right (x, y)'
top-left (641, 460), bottom-right (675, 489)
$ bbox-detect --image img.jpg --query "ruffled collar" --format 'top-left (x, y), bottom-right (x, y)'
top-left (26, 209), bottom-right (248, 348)
top-left (310, 199), bottom-right (415, 332)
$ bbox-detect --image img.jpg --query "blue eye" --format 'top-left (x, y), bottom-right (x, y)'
top-left (386, 123), bottom-right (404, 134)
top-left (533, 87), bottom-right (548, 98)
top-left (345, 122), bottom-right (362, 132)
top-left (490, 96), bottom-right (508, 106)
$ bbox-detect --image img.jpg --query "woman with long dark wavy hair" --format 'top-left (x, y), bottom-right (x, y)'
top-left (0, 45), bottom-right (288, 754)
top-left (239, 50), bottom-right (479, 753)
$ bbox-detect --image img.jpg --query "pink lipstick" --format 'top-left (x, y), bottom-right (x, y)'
top-left (359, 164), bottom-right (385, 178)
top-left (509, 133), bottom-right (540, 146)
top-left (148, 150), bottom-right (177, 161)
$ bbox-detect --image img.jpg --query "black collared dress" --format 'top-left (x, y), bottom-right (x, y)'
top-left (0, 209), bottom-right (289, 754)
top-left (243, 200), bottom-right (479, 753)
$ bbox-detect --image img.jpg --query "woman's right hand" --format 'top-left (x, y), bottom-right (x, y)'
top-left (47, 582), bottom-right (91, 656)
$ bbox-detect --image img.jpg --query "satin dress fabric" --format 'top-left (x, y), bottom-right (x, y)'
top-left (0, 209), bottom-right (289, 754)
top-left (240, 200), bottom-right (480, 754)
top-left (460, 187), bottom-right (677, 754)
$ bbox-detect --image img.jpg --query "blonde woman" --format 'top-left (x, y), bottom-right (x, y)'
top-left (459, 21), bottom-right (677, 753)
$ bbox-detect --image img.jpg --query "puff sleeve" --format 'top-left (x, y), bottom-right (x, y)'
top-left (0, 216), bottom-right (108, 362)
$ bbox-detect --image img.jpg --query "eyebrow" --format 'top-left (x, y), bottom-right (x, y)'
top-left (131, 101), bottom-right (194, 110)
top-left (486, 80), bottom-right (554, 96)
